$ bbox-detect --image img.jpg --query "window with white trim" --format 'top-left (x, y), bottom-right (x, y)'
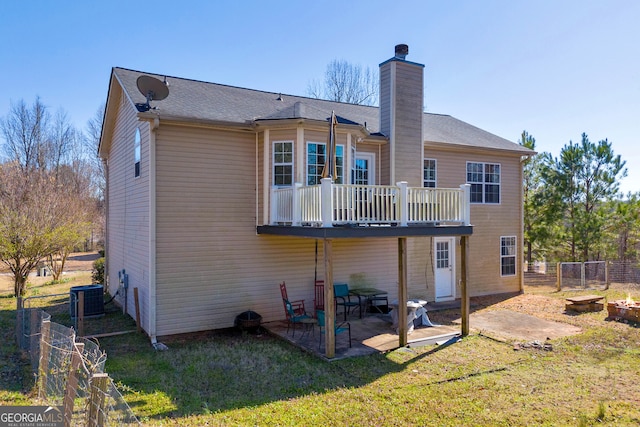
top-left (273, 141), bottom-right (293, 187)
top-left (306, 142), bottom-right (344, 185)
top-left (467, 162), bottom-right (500, 203)
top-left (500, 236), bottom-right (517, 276)
top-left (424, 158), bottom-right (436, 187)
top-left (134, 128), bottom-right (141, 178)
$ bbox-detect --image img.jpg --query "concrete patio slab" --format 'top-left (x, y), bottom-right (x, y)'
top-left (462, 309), bottom-right (582, 342)
top-left (263, 313), bottom-right (460, 360)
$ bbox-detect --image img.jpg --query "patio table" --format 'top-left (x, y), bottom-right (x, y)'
top-left (350, 287), bottom-right (389, 315)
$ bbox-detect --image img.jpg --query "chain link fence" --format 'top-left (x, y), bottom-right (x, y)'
top-left (525, 260), bottom-right (640, 290)
top-left (607, 261), bottom-right (640, 285)
top-left (17, 307), bottom-right (140, 426)
top-left (558, 261), bottom-right (608, 290)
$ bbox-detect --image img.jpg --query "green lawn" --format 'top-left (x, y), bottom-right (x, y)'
top-left (2, 276), bottom-right (640, 426)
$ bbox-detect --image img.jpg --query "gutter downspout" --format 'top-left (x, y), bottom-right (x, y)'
top-left (149, 117), bottom-right (159, 343)
top-left (102, 158), bottom-right (109, 294)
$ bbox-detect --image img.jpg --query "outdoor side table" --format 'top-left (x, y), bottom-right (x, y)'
top-left (565, 295), bottom-right (604, 312)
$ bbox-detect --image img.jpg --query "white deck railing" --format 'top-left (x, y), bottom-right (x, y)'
top-left (270, 180), bottom-right (470, 227)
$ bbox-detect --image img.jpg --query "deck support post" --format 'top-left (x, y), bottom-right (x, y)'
top-left (323, 238), bottom-right (335, 358)
top-left (398, 237), bottom-right (408, 346)
top-left (461, 235), bottom-right (470, 336)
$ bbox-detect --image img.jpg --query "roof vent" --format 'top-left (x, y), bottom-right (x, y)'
top-left (395, 44), bottom-right (409, 60)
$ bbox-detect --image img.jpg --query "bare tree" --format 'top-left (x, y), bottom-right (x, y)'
top-left (46, 109), bottom-right (76, 175)
top-left (43, 105), bottom-right (103, 276)
top-left (85, 103), bottom-right (106, 198)
top-left (307, 60), bottom-right (378, 106)
top-left (46, 170), bottom-right (94, 281)
top-left (0, 164), bottom-right (68, 295)
top-left (83, 103), bottom-right (106, 250)
top-left (0, 98), bottom-right (104, 293)
top-left (0, 98), bottom-right (50, 171)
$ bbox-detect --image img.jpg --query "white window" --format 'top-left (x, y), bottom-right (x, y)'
top-left (306, 142), bottom-right (344, 185)
top-left (467, 162), bottom-right (500, 203)
top-left (273, 141), bottom-right (293, 187)
top-left (424, 158), bottom-right (436, 187)
top-left (500, 236), bottom-right (517, 276)
top-left (134, 128), bottom-right (141, 178)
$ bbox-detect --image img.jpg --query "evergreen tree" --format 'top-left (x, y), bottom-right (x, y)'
top-left (547, 134), bottom-right (626, 261)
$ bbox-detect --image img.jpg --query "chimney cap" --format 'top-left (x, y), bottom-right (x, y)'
top-left (395, 44), bottom-right (409, 59)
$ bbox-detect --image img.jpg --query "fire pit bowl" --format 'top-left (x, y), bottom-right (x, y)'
top-left (235, 310), bottom-right (262, 331)
top-left (607, 298), bottom-right (640, 323)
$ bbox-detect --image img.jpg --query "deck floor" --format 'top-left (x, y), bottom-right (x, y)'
top-left (262, 311), bottom-right (460, 360)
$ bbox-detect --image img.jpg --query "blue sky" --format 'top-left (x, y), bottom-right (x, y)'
top-left (1, 0), bottom-right (638, 193)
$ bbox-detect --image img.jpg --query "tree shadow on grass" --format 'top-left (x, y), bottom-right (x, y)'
top-left (99, 327), bottom-right (436, 420)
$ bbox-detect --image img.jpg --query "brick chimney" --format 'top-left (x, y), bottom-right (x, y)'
top-left (379, 44), bottom-right (425, 185)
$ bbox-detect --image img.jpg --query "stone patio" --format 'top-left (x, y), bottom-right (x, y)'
top-left (262, 311), bottom-right (460, 360)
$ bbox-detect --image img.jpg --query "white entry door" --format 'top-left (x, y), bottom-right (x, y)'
top-left (353, 152), bottom-right (375, 185)
top-left (434, 237), bottom-right (456, 301)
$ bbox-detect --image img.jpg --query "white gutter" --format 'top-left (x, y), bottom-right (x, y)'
top-left (149, 117), bottom-right (159, 343)
top-left (102, 158), bottom-right (109, 293)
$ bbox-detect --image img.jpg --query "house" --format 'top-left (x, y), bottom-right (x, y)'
top-left (98, 44), bottom-right (533, 356)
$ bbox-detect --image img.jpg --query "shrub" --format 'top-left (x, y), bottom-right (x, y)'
top-left (92, 257), bottom-right (105, 284)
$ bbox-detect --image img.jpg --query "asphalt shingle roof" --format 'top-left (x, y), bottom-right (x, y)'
top-left (113, 67), bottom-right (532, 154)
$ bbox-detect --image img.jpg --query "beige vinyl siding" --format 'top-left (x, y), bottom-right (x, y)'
top-left (422, 147), bottom-right (523, 296)
top-left (379, 64), bottom-right (391, 136)
top-left (155, 125), bottom-right (256, 335)
top-left (155, 124), bottom-right (403, 335)
top-left (104, 97), bottom-right (150, 331)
